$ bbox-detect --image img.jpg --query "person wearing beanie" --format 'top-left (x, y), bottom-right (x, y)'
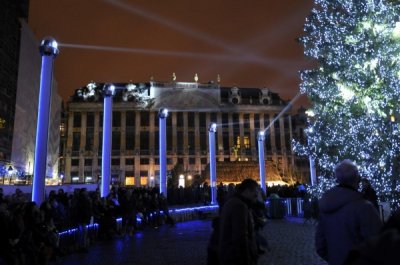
top-left (315, 159), bottom-right (382, 265)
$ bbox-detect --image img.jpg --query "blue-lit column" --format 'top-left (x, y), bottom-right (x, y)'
top-left (309, 156), bottom-right (317, 185)
top-left (32, 38), bottom-right (59, 205)
top-left (159, 109), bottom-right (169, 196)
top-left (209, 123), bottom-right (217, 205)
top-left (101, 84), bottom-right (115, 198)
top-left (258, 131), bottom-right (266, 194)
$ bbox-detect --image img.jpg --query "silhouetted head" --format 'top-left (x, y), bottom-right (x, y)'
top-left (237, 178), bottom-right (259, 203)
top-left (335, 159), bottom-right (360, 189)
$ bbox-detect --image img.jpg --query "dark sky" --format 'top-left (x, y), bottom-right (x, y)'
top-left (29, 0), bottom-right (314, 104)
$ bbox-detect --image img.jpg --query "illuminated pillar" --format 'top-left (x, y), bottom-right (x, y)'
top-left (209, 123), bottom-right (217, 205)
top-left (258, 131), bottom-right (266, 194)
top-left (309, 156), bottom-right (317, 185)
top-left (101, 84), bottom-right (115, 198)
top-left (32, 37), bottom-right (59, 205)
top-left (159, 109), bottom-right (168, 196)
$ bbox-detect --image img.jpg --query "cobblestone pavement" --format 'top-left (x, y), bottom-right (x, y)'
top-left (58, 218), bottom-right (327, 265)
top-left (260, 217), bottom-right (327, 265)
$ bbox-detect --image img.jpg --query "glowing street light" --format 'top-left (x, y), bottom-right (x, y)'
top-left (258, 131), bottom-right (266, 193)
top-left (159, 108), bottom-right (169, 196)
top-left (208, 123), bottom-right (217, 205)
top-left (32, 37), bottom-right (59, 205)
top-left (101, 84), bottom-right (116, 198)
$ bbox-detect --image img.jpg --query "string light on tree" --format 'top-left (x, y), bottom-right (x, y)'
top-left (294, 0), bottom-right (400, 208)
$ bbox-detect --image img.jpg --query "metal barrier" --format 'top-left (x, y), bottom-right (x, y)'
top-left (266, 198), bottom-right (307, 219)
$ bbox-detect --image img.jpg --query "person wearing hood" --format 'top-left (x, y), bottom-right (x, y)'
top-left (218, 179), bottom-right (259, 265)
top-left (315, 159), bottom-right (382, 265)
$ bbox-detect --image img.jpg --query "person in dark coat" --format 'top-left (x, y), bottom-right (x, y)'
top-left (316, 159), bottom-right (382, 265)
top-left (75, 188), bottom-right (92, 252)
top-left (218, 179), bottom-right (259, 265)
top-left (360, 178), bottom-right (379, 210)
top-left (343, 209), bottom-right (400, 265)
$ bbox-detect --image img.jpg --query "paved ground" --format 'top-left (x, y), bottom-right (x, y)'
top-left (58, 218), bottom-right (327, 265)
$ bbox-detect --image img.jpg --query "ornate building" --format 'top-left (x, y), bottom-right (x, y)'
top-left (64, 79), bottom-right (308, 186)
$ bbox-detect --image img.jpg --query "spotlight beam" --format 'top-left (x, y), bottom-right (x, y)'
top-left (59, 43), bottom-right (304, 67)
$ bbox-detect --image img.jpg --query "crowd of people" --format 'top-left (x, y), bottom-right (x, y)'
top-left (206, 160), bottom-right (400, 265)
top-left (1, 161), bottom-right (399, 265)
top-left (0, 186), bottom-right (186, 265)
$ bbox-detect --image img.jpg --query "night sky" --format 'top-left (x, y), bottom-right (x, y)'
top-left (29, 0), bottom-right (315, 105)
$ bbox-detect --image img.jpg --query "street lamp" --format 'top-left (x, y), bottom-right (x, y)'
top-left (258, 131), bottom-right (266, 193)
top-left (32, 37), bottom-right (59, 205)
top-left (101, 84), bottom-right (116, 198)
top-left (208, 122), bottom-right (217, 205)
top-left (159, 108), bottom-right (169, 196)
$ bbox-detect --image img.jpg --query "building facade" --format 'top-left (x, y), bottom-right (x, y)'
top-left (8, 20), bottom-right (61, 182)
top-left (0, 0), bottom-right (29, 161)
top-left (64, 80), bottom-right (307, 186)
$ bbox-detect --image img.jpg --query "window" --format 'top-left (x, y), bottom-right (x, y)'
top-left (154, 111), bottom-right (159, 127)
top-left (222, 113), bottom-right (229, 128)
top-left (200, 131), bottom-right (207, 151)
top-left (86, 128), bottom-right (94, 151)
top-left (98, 133), bottom-right (102, 152)
top-left (73, 113), bottom-right (81, 128)
top-left (112, 131), bottom-right (120, 151)
top-left (274, 114), bottom-right (280, 129)
top-left (201, 158), bottom-right (207, 165)
top-left (140, 131), bottom-right (149, 150)
top-left (126, 130), bottom-right (135, 150)
top-left (210, 113), bottom-right (217, 124)
top-left (189, 158), bottom-right (196, 164)
top-left (72, 132), bottom-right (80, 152)
top-left (254, 114), bottom-right (260, 129)
top-left (60, 123), bottom-right (65, 137)
top-left (188, 112), bottom-right (195, 127)
top-left (84, 159), bottom-right (92, 166)
top-left (99, 112), bottom-right (103, 127)
top-left (188, 131), bottom-right (195, 154)
top-left (223, 132), bottom-right (229, 151)
top-left (154, 131), bottom-right (159, 150)
top-left (140, 111), bottom-right (149, 126)
top-left (199, 113), bottom-right (206, 127)
top-left (71, 172), bottom-right (79, 182)
top-left (232, 113), bottom-right (239, 128)
top-left (177, 112), bottom-right (184, 127)
top-left (177, 131), bottom-right (184, 153)
top-left (113, 111), bottom-right (121, 127)
top-left (140, 158), bottom-right (149, 165)
top-left (167, 128), bottom-right (173, 151)
top-left (126, 111), bottom-right (135, 127)
top-left (244, 114), bottom-right (250, 129)
top-left (244, 135), bottom-right (250, 149)
top-left (87, 112), bottom-right (94, 127)
top-left (125, 158), bottom-right (134, 165)
top-left (112, 159), bottom-right (120, 165)
top-left (71, 159), bottom-right (79, 166)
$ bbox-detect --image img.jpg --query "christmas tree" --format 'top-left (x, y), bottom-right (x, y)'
top-left (295, 0), bottom-right (400, 205)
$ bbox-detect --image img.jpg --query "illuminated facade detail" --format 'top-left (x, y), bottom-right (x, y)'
top-left (64, 80), bottom-right (307, 185)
